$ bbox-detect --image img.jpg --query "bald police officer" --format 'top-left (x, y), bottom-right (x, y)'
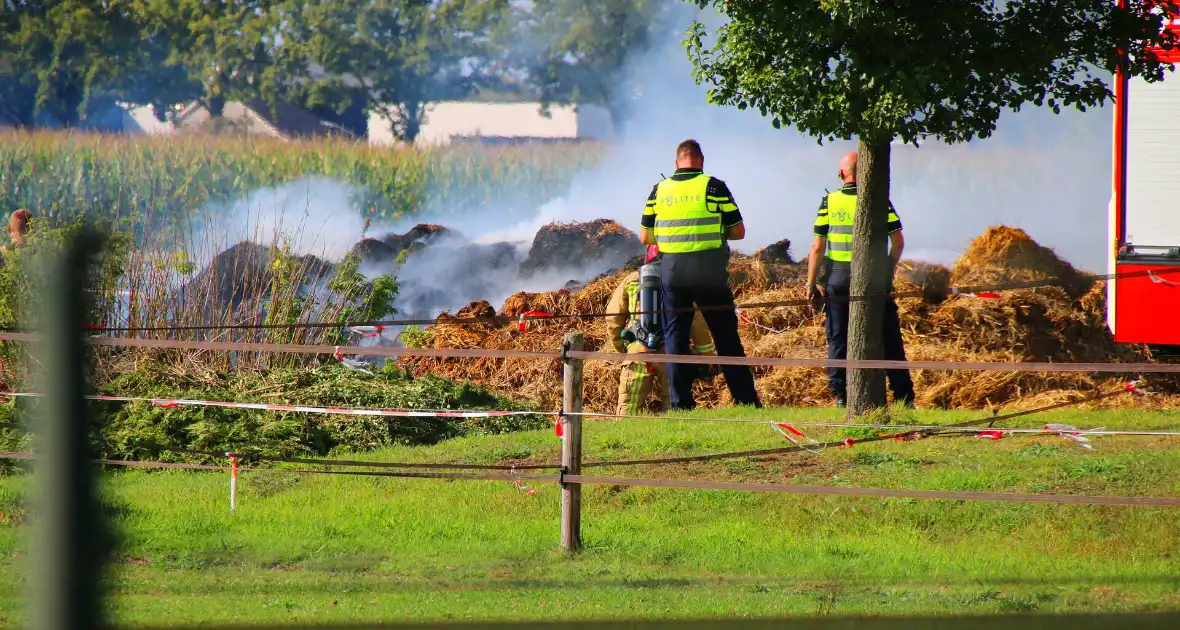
top-left (806, 151), bottom-right (915, 408)
top-left (639, 139), bottom-right (762, 411)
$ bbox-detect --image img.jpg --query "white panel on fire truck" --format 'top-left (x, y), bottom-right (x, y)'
top-left (1125, 72), bottom-right (1180, 247)
top-left (1107, 194), bottom-right (1116, 332)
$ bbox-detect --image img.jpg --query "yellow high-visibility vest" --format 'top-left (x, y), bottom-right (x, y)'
top-left (819, 190), bottom-right (901, 263)
top-left (650, 174), bottom-right (724, 254)
top-left (823, 190), bottom-right (856, 263)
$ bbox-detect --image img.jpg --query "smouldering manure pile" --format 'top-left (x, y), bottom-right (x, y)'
top-left (181, 218), bottom-right (644, 324)
top-left (402, 226), bottom-right (1180, 412)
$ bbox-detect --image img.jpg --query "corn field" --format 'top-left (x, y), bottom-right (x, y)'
top-left (0, 130), bottom-right (604, 228)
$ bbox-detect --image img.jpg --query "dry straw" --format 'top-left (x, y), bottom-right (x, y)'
top-left (403, 226), bottom-right (1180, 413)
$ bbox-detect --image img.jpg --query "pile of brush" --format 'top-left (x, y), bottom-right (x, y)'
top-left (517, 219), bottom-right (645, 278)
top-left (402, 226), bottom-right (1178, 413)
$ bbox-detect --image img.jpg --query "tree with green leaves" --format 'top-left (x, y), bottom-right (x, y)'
top-left (112, 27), bottom-right (204, 122)
top-left (516, 0), bottom-right (671, 134)
top-left (0, 6), bottom-right (36, 127)
top-left (684, 0), bottom-right (1178, 415)
top-left (0, 1), bottom-right (140, 127)
top-left (269, 1), bottom-right (367, 132)
top-left (282, 0), bottom-right (510, 143)
top-left (130, 0), bottom-right (286, 119)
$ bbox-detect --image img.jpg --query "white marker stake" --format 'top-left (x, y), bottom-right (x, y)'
top-left (227, 452), bottom-right (238, 514)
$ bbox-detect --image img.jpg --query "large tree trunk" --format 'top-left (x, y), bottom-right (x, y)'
top-left (401, 100), bottom-right (426, 143)
top-left (205, 72), bottom-right (227, 118)
top-left (206, 93), bottom-right (226, 118)
top-left (846, 138), bottom-right (893, 416)
top-left (46, 80), bottom-right (85, 128)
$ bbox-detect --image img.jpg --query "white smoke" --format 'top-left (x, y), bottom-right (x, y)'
top-left (185, 176), bottom-right (370, 272)
top-left (476, 3), bottom-right (1114, 272)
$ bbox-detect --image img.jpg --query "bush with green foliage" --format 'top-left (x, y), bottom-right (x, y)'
top-left (2, 361), bottom-right (545, 467)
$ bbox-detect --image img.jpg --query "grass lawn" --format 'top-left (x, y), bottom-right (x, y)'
top-left (2, 406), bottom-right (1180, 626)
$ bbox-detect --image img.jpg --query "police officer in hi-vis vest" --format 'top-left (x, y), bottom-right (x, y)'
top-left (806, 151), bottom-right (915, 409)
top-left (639, 139), bottom-right (762, 411)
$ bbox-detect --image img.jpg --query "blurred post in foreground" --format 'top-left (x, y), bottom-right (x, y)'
top-left (31, 231), bottom-right (111, 630)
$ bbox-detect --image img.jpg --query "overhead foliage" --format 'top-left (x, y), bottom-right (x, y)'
top-left (280, 0), bottom-right (511, 142)
top-left (515, 0), bottom-right (673, 130)
top-left (685, 0), bottom-right (1179, 145)
top-left (1, 0), bottom-right (682, 133)
top-left (130, 0), bottom-right (290, 118)
top-left (0, 1), bottom-right (139, 126)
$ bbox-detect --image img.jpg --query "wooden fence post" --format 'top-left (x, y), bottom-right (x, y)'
top-left (561, 331), bottom-right (584, 552)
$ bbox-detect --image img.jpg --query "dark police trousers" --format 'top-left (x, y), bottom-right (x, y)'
top-left (824, 265), bottom-right (915, 402)
top-left (660, 254), bottom-right (761, 410)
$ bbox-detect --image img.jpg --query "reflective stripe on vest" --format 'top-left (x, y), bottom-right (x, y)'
top-left (651, 175), bottom-right (722, 253)
top-left (625, 280), bottom-right (640, 327)
top-left (824, 191), bottom-right (856, 263)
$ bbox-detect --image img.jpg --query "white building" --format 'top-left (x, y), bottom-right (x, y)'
top-left (368, 101), bottom-right (614, 147)
top-left (117, 100), bottom-right (351, 140)
top-left (123, 104), bottom-right (177, 135)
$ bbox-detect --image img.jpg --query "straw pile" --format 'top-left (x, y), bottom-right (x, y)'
top-left (401, 225), bottom-right (1179, 413)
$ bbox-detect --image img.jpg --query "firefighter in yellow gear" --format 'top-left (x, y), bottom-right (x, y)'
top-left (606, 245), bottom-right (716, 416)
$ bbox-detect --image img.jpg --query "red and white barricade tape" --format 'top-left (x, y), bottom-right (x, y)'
top-left (1042, 423), bottom-right (1099, 450)
top-left (771, 422), bottom-right (826, 454)
top-left (518, 310), bottom-right (554, 331)
top-left (347, 325), bottom-right (388, 338)
top-left (1148, 270), bottom-right (1180, 287)
top-left (949, 288), bottom-right (1003, 299)
top-left (509, 466), bottom-right (537, 496)
top-left (0, 392), bottom-right (551, 419)
top-left (332, 346), bottom-right (375, 374)
top-left (736, 308), bottom-right (788, 334)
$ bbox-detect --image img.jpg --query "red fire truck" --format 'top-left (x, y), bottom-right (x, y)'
top-left (1108, 2), bottom-right (1180, 352)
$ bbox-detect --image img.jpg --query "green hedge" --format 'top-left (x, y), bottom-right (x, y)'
top-left (1, 362), bottom-right (546, 468)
